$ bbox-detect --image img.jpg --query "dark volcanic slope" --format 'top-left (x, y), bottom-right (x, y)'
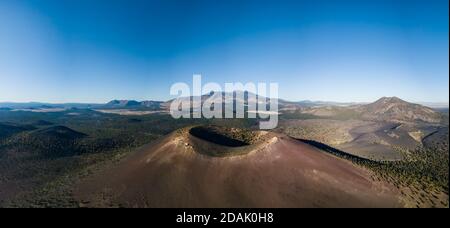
top-left (0, 123), bottom-right (36, 139)
top-left (75, 127), bottom-right (402, 208)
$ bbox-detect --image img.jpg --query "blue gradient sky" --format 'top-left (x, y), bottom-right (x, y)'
top-left (0, 0), bottom-right (448, 103)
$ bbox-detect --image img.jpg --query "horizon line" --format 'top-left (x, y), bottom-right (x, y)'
top-left (1, 96), bottom-right (449, 107)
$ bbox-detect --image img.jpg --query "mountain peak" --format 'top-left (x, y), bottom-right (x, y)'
top-left (360, 97), bottom-right (441, 123)
top-left (375, 96), bottom-right (406, 104)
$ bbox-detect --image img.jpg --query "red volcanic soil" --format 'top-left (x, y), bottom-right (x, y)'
top-left (74, 127), bottom-right (402, 208)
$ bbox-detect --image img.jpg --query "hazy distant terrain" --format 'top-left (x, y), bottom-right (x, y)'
top-left (0, 95), bottom-right (448, 208)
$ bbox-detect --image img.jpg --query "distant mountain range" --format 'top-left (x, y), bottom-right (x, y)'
top-left (0, 92), bottom-right (448, 113)
top-left (103, 100), bottom-right (164, 109)
top-left (0, 102), bottom-right (100, 109)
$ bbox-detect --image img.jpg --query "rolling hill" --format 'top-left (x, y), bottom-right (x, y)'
top-left (32, 126), bottom-right (87, 140)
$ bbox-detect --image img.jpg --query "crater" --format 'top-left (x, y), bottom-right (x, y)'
top-left (187, 125), bottom-right (268, 157)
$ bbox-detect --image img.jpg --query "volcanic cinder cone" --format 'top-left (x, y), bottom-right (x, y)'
top-left (75, 125), bottom-right (402, 208)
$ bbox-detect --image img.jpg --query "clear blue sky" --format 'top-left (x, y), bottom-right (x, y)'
top-left (0, 0), bottom-right (448, 103)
